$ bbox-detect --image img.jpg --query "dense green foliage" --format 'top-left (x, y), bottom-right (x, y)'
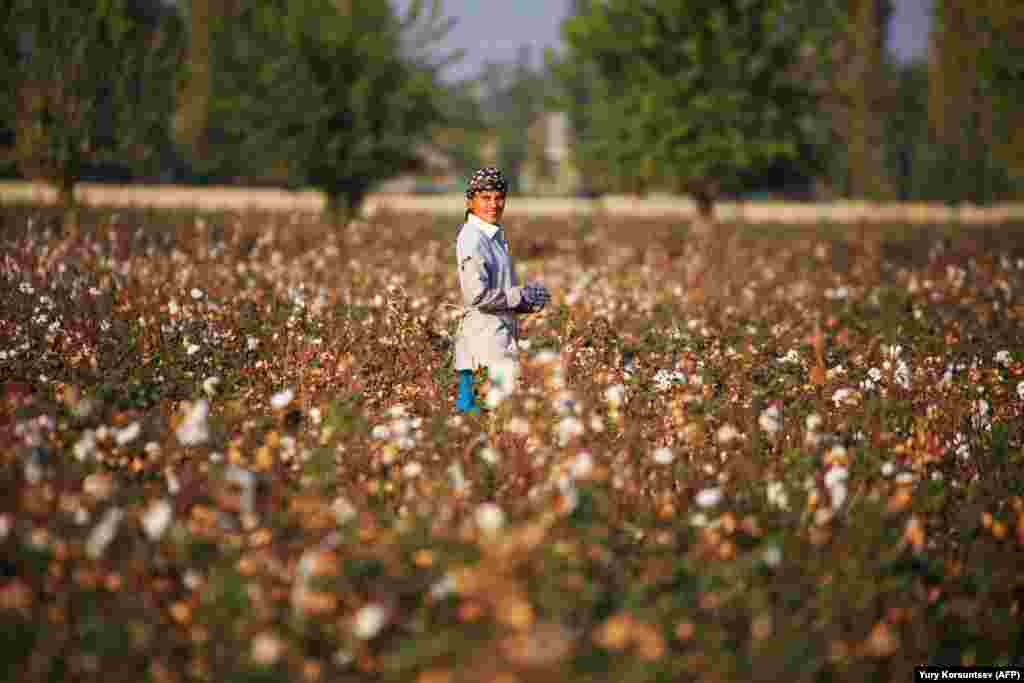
top-left (175, 0), bottom-right (444, 216)
top-left (0, 0), bottom-right (183, 205)
top-left (925, 0), bottom-right (1023, 203)
top-left (557, 0), bottom-right (819, 211)
top-left (186, 0), bottom-right (446, 216)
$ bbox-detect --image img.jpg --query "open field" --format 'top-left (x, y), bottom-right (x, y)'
top-left (2, 204), bottom-right (1024, 682)
top-left (3, 180), bottom-right (1024, 224)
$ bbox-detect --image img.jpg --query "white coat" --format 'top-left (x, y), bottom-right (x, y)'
top-left (453, 213), bottom-right (528, 371)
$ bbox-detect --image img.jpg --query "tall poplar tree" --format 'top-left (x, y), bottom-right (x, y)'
top-left (0, 0), bottom-right (183, 207)
top-left (558, 0), bottom-right (819, 222)
top-left (927, 0), bottom-right (1021, 201)
top-left (175, 0), bottom-right (452, 217)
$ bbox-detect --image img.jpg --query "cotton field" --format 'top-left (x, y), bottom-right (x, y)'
top-left (2, 205), bottom-right (1023, 682)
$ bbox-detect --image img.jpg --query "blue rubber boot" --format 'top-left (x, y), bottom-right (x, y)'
top-left (455, 369), bottom-right (479, 414)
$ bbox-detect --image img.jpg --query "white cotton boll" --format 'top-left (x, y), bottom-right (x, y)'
top-left (203, 376), bottom-right (221, 397)
top-left (832, 388), bottom-right (855, 407)
top-left (952, 432), bottom-right (970, 460)
top-left (995, 350), bottom-right (1012, 367)
top-left (270, 388), bottom-right (294, 410)
top-left (190, 288), bottom-right (204, 300)
top-left (652, 447), bottom-right (675, 465)
top-left (571, 451), bottom-right (594, 479)
top-left (247, 336), bottom-right (260, 352)
top-left (186, 343), bottom-right (200, 356)
top-left (226, 465), bottom-right (257, 515)
top-left (475, 503), bottom-right (505, 536)
top-left (826, 444), bottom-right (847, 463)
top-left (895, 360), bottom-right (911, 390)
top-left (176, 400), bottom-right (209, 446)
top-left (1018, 381), bottom-right (1024, 401)
top-left (485, 386), bottom-right (508, 410)
top-left (164, 468), bottom-right (180, 494)
top-left (533, 350), bottom-right (559, 365)
top-left (881, 462), bottom-right (896, 477)
top-left (448, 463), bottom-right (469, 495)
top-left (828, 483), bottom-right (847, 510)
top-left (74, 430), bottom-right (97, 461)
top-left (479, 446), bottom-right (501, 467)
top-left (605, 384), bottom-right (626, 407)
top-left (86, 507), bottom-right (124, 559)
top-left (716, 424), bottom-right (740, 445)
top-left (402, 461), bottom-right (423, 479)
top-left (507, 417), bottom-right (530, 435)
top-left (392, 418), bottom-right (412, 437)
top-left (805, 413), bottom-right (823, 432)
top-left (115, 422), bottom-right (141, 446)
top-left (824, 466), bottom-right (848, 489)
top-left (250, 633), bottom-right (284, 667)
top-left (766, 481), bottom-right (789, 510)
top-left (557, 475), bottom-right (579, 513)
top-left (430, 573), bottom-right (457, 600)
top-left (758, 405), bottom-right (781, 435)
top-left (333, 497), bottom-right (357, 525)
top-left (490, 358), bottom-right (520, 391)
top-left (695, 487), bottom-right (723, 509)
top-left (353, 604), bottom-right (388, 640)
top-left (142, 499), bottom-right (173, 541)
top-left (895, 472), bottom-right (916, 485)
top-left (654, 368), bottom-right (687, 391)
top-left (779, 349), bottom-right (801, 364)
top-left (557, 416), bottom-right (584, 446)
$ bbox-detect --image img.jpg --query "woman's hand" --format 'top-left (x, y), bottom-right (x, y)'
top-left (523, 282), bottom-right (551, 311)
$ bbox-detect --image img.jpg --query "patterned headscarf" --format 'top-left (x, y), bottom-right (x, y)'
top-left (465, 167), bottom-right (509, 199)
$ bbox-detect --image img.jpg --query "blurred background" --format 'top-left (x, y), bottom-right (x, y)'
top-left (0, 0), bottom-right (1021, 215)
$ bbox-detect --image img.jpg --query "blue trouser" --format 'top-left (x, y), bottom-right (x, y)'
top-left (455, 369), bottom-right (479, 414)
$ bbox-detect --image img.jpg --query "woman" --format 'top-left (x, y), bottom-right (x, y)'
top-left (454, 167), bottom-right (550, 414)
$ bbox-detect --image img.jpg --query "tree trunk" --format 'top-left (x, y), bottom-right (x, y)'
top-left (325, 188), bottom-right (366, 227)
top-left (57, 176), bottom-right (80, 236)
top-left (57, 176), bottom-right (76, 209)
top-left (689, 188), bottom-right (716, 239)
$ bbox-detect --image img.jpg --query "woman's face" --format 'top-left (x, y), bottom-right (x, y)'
top-left (467, 191), bottom-right (506, 225)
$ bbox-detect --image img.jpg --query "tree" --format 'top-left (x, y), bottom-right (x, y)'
top-left (837, 0), bottom-right (894, 199)
top-left (558, 0), bottom-right (820, 222)
top-left (0, 0), bottom-right (183, 208)
top-left (926, 0), bottom-right (1021, 202)
top-left (972, 0), bottom-right (1024, 193)
top-left (177, 0), bottom-right (452, 217)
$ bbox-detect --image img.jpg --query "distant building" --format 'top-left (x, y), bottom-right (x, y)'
top-left (520, 112), bottom-right (581, 196)
top-left (375, 143), bottom-right (460, 193)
